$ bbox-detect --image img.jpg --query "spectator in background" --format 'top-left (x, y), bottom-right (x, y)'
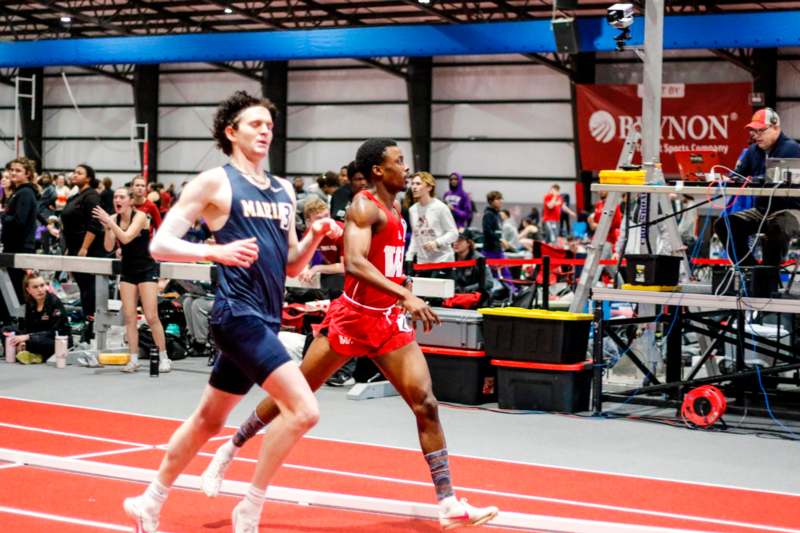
top-left (9, 272), bottom-right (71, 364)
top-left (517, 216), bottom-right (540, 251)
top-left (0, 157), bottom-right (39, 290)
top-left (292, 177), bottom-right (310, 233)
top-left (499, 209), bottom-right (522, 253)
top-left (330, 160), bottom-right (368, 222)
top-left (159, 182), bottom-right (172, 216)
top-left (131, 175), bottom-right (162, 232)
top-left (559, 192), bottom-right (575, 238)
top-left (147, 181), bottom-right (161, 209)
top-left (297, 197), bottom-right (345, 285)
top-left (2, 157), bottom-right (39, 302)
top-left (99, 177), bottom-right (114, 214)
top-left (442, 171), bottom-right (473, 230)
top-left (482, 191), bottom-right (513, 282)
top-left (308, 171), bottom-right (339, 206)
top-left (293, 177), bottom-right (308, 203)
top-left (452, 229), bottom-right (494, 304)
top-left (587, 191), bottom-right (622, 253)
top-left (61, 164), bottom-right (105, 341)
top-left (54, 174), bottom-right (70, 211)
top-left (338, 164), bottom-right (349, 187)
top-left (542, 184), bottom-right (575, 243)
top-left (41, 216), bottom-right (64, 256)
top-left (37, 174), bottom-right (56, 223)
top-left (406, 172), bottom-right (458, 266)
top-left (94, 187), bottom-right (170, 373)
top-left (0, 169), bottom-right (14, 210)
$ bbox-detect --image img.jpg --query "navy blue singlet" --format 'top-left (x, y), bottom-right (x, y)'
top-left (211, 164), bottom-right (293, 324)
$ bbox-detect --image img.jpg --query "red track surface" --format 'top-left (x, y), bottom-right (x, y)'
top-left (1, 397), bottom-right (799, 532)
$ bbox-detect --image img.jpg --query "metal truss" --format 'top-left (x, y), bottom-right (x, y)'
top-left (0, 67), bottom-right (18, 87)
top-left (0, 0), bottom-right (792, 80)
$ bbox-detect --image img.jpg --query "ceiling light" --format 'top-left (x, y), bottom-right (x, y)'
top-left (60, 15), bottom-right (71, 23)
top-left (224, 7), bottom-right (233, 14)
top-left (418, 0), bottom-right (431, 4)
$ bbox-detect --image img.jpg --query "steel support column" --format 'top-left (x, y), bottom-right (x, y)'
top-left (406, 56), bottom-right (432, 173)
top-left (570, 52), bottom-right (595, 211)
top-left (133, 64), bottom-right (159, 180)
top-left (18, 67), bottom-right (43, 169)
top-left (262, 61), bottom-right (288, 177)
top-left (752, 47), bottom-right (777, 110)
top-left (641, 0), bottom-right (664, 183)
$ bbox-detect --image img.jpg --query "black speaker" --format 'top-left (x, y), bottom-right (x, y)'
top-left (552, 18), bottom-right (580, 54)
top-left (555, 0), bottom-right (579, 9)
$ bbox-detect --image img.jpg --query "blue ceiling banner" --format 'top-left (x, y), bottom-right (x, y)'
top-left (1, 11), bottom-right (799, 68)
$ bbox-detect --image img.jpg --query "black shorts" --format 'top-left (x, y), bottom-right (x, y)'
top-left (208, 302), bottom-right (292, 395)
top-left (120, 263), bottom-right (159, 285)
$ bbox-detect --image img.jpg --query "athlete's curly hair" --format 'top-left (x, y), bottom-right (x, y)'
top-left (212, 91), bottom-right (277, 156)
top-left (354, 138), bottom-right (397, 182)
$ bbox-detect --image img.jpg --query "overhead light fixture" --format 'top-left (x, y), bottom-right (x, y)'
top-left (224, 7), bottom-right (233, 14)
top-left (60, 15), bottom-right (71, 23)
top-left (418, 0), bottom-right (431, 4)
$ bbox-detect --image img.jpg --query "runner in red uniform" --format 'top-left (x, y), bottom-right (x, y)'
top-left (201, 139), bottom-right (498, 530)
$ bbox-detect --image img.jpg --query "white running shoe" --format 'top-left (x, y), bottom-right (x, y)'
top-left (158, 357), bottom-right (172, 373)
top-left (232, 500), bottom-right (261, 533)
top-left (201, 441), bottom-right (236, 497)
top-left (438, 497), bottom-right (498, 530)
top-left (121, 361), bottom-right (140, 373)
top-left (123, 495), bottom-right (159, 533)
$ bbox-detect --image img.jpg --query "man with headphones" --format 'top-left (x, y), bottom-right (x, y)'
top-left (714, 107), bottom-right (800, 269)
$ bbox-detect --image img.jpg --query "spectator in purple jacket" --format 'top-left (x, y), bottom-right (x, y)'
top-left (442, 172), bottom-right (472, 230)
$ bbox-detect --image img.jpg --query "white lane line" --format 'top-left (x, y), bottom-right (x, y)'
top-left (0, 448), bottom-right (709, 533)
top-left (0, 505), bottom-right (134, 531)
top-left (2, 395), bottom-right (799, 498)
top-left (301, 434), bottom-right (800, 498)
top-left (0, 421), bottom-right (150, 447)
top-left (193, 451), bottom-right (800, 533)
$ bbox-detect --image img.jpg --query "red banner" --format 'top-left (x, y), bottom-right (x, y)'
top-left (575, 83), bottom-right (752, 175)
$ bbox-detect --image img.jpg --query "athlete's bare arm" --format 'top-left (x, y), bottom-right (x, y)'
top-left (94, 208), bottom-right (148, 250)
top-left (280, 176), bottom-right (343, 277)
top-left (344, 193), bottom-right (439, 331)
top-left (150, 168), bottom-right (258, 267)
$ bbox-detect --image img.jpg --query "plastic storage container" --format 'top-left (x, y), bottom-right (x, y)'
top-left (623, 254), bottom-right (681, 287)
top-left (491, 359), bottom-right (591, 412)
top-left (415, 307), bottom-right (483, 349)
top-left (479, 307), bottom-right (592, 363)
top-left (422, 346), bottom-right (495, 405)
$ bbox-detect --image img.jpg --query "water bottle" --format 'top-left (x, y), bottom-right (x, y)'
top-left (5, 332), bottom-right (16, 363)
top-left (54, 335), bottom-right (68, 369)
top-left (149, 346), bottom-right (159, 377)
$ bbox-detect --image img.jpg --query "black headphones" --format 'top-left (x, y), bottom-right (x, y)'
top-left (765, 107), bottom-right (779, 125)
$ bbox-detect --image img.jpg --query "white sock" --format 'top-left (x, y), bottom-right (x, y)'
top-left (159, 351), bottom-right (168, 361)
top-left (143, 478), bottom-right (169, 511)
top-left (239, 485), bottom-right (266, 516)
top-left (439, 495), bottom-right (457, 508)
top-left (129, 352), bottom-right (139, 364)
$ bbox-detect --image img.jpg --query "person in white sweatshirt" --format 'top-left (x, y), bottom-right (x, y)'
top-left (406, 171), bottom-right (458, 265)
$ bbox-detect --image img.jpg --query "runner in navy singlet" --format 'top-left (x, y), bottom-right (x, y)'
top-left (122, 91), bottom-right (341, 533)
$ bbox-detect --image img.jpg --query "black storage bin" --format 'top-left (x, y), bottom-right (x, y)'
top-left (423, 346), bottom-right (495, 405)
top-left (624, 254), bottom-right (681, 286)
top-left (491, 359), bottom-right (591, 413)
top-left (479, 307), bottom-right (592, 364)
top-left (711, 266), bottom-right (779, 298)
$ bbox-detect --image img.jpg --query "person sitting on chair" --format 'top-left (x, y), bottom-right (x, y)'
top-left (713, 108), bottom-right (800, 271)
